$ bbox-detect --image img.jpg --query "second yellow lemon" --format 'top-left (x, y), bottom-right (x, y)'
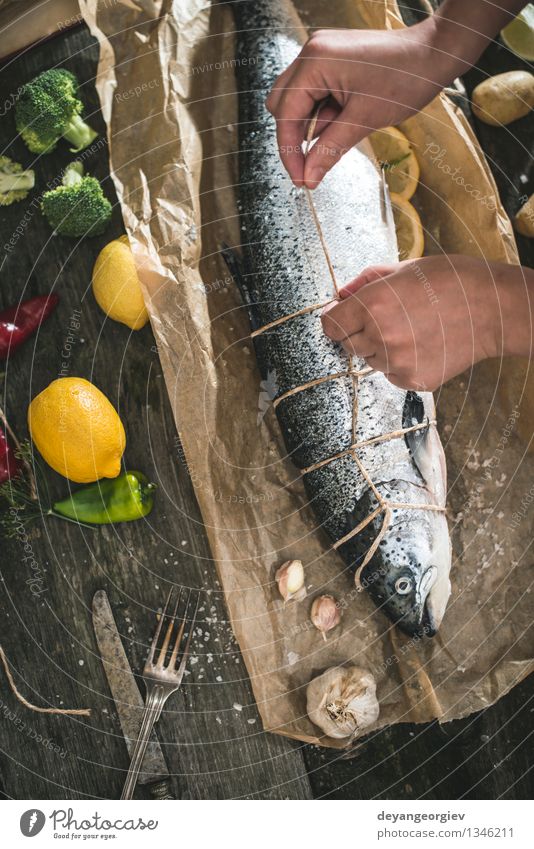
top-left (28, 377), bottom-right (126, 483)
top-left (92, 235), bottom-right (149, 330)
top-left (390, 193), bottom-right (425, 261)
top-left (369, 126), bottom-right (420, 200)
top-left (501, 5), bottom-right (534, 61)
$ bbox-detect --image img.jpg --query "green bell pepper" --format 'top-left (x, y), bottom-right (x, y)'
top-left (52, 471), bottom-right (156, 524)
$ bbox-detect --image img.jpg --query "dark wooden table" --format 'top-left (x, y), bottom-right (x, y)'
top-left (0, 21), bottom-right (532, 800)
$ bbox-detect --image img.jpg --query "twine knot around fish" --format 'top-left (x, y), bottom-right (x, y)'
top-left (222, 0), bottom-right (452, 639)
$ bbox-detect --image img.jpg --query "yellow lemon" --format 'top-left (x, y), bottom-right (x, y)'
top-left (28, 377), bottom-right (126, 483)
top-left (369, 126), bottom-right (420, 200)
top-left (92, 235), bottom-right (149, 330)
top-left (390, 193), bottom-right (425, 261)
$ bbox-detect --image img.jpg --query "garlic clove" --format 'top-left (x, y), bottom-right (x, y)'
top-left (306, 666), bottom-right (380, 740)
top-left (311, 594), bottom-right (340, 640)
top-left (275, 559), bottom-right (305, 603)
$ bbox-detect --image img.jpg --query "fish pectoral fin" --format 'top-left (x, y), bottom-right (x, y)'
top-left (402, 391), bottom-right (426, 448)
top-left (402, 390), bottom-right (434, 485)
top-left (402, 389), bottom-right (448, 507)
top-left (221, 242), bottom-right (260, 330)
top-left (221, 242), bottom-right (271, 383)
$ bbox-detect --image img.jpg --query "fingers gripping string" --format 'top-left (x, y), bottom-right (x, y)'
top-left (251, 106), bottom-right (445, 578)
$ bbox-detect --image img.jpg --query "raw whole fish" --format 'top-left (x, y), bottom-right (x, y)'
top-left (226, 0), bottom-right (452, 636)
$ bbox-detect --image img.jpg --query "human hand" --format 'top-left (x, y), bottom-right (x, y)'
top-left (266, 21), bottom-right (457, 188)
top-left (321, 255), bottom-right (533, 392)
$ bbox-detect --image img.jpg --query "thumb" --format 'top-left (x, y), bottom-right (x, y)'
top-left (303, 104), bottom-right (367, 187)
top-left (339, 264), bottom-right (399, 298)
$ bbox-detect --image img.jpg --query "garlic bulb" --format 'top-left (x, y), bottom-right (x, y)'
top-left (307, 666), bottom-right (379, 739)
top-left (311, 595), bottom-right (340, 640)
top-left (275, 559), bottom-right (305, 602)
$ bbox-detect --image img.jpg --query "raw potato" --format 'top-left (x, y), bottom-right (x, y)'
top-left (471, 70), bottom-right (534, 126)
top-left (514, 193), bottom-right (534, 237)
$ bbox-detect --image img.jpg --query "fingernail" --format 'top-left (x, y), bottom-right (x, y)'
top-left (305, 166), bottom-right (325, 188)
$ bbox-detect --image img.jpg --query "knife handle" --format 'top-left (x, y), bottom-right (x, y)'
top-left (149, 779), bottom-right (175, 800)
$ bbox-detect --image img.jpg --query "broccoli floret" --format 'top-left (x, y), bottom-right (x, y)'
top-left (15, 69), bottom-right (98, 155)
top-left (41, 161), bottom-right (112, 237)
top-left (0, 156), bottom-right (35, 206)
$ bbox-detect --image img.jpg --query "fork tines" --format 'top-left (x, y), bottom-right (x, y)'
top-left (146, 587), bottom-right (199, 675)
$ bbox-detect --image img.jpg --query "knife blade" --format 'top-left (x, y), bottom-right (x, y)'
top-left (92, 590), bottom-right (174, 798)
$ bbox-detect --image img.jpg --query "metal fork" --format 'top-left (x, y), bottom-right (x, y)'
top-left (120, 588), bottom-right (198, 800)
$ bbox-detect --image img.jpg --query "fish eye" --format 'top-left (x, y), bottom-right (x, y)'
top-left (395, 577), bottom-right (412, 595)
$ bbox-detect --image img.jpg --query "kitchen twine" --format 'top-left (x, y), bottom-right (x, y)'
top-left (0, 408), bottom-right (89, 716)
top-left (0, 645), bottom-right (91, 716)
top-left (252, 106), bottom-right (445, 589)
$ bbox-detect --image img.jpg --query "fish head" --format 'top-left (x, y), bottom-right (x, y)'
top-left (379, 560), bottom-right (439, 638)
top-left (358, 506), bottom-right (451, 638)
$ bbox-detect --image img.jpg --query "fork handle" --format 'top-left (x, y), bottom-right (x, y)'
top-left (149, 779), bottom-right (175, 800)
top-left (120, 685), bottom-right (166, 800)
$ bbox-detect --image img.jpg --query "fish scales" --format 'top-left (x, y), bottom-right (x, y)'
top-left (229, 0), bottom-right (452, 636)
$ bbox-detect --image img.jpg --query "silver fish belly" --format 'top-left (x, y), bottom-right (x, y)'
top-left (228, 0), bottom-right (452, 636)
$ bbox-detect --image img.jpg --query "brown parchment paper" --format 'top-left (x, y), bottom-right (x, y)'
top-left (76, 0), bottom-right (533, 746)
top-left (0, 0), bottom-right (82, 59)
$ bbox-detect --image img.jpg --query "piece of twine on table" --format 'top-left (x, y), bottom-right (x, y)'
top-left (0, 408), bottom-right (90, 716)
top-left (0, 645), bottom-right (91, 716)
top-left (251, 105), bottom-right (445, 587)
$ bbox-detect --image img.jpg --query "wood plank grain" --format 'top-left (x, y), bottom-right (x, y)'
top-left (0, 26), bottom-right (312, 801)
top-left (0, 16), bottom-right (532, 802)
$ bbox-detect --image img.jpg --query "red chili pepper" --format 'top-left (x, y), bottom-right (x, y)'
top-left (0, 293), bottom-right (59, 360)
top-left (0, 426), bottom-right (22, 483)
